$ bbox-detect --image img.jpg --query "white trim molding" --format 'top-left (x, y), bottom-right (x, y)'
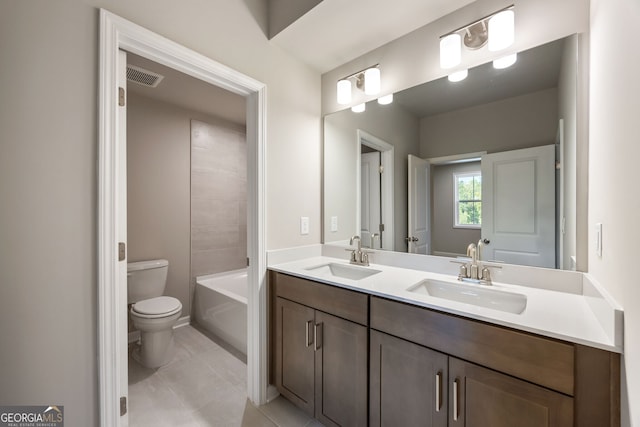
top-left (356, 129), bottom-right (395, 251)
top-left (99, 10), bottom-right (267, 427)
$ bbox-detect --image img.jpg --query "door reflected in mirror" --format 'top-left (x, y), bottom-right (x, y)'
top-left (323, 35), bottom-right (582, 270)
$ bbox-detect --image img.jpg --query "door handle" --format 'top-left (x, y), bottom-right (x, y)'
top-left (482, 238), bottom-right (490, 244)
top-left (314, 322), bottom-right (323, 351)
top-left (305, 320), bottom-right (313, 347)
top-left (405, 236), bottom-right (419, 242)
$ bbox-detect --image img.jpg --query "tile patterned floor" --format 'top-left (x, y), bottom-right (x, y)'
top-left (129, 325), bottom-right (323, 427)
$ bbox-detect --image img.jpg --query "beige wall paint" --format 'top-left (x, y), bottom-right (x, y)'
top-left (589, 0), bottom-right (640, 425)
top-left (419, 88), bottom-right (559, 158)
top-left (0, 0), bottom-right (320, 424)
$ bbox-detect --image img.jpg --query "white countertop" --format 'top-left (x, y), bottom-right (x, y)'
top-left (269, 252), bottom-right (623, 353)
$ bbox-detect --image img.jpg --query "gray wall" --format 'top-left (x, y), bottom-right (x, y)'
top-left (127, 93), bottom-right (191, 314)
top-left (431, 162), bottom-right (482, 256)
top-left (0, 1), bottom-right (320, 425)
top-left (419, 88), bottom-right (559, 158)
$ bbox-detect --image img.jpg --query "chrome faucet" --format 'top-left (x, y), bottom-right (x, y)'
top-left (348, 235), bottom-right (370, 266)
top-left (451, 242), bottom-right (501, 285)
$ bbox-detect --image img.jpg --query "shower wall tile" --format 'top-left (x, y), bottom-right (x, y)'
top-left (191, 119), bottom-right (247, 281)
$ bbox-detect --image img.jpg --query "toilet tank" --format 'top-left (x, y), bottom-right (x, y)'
top-left (127, 259), bottom-right (169, 304)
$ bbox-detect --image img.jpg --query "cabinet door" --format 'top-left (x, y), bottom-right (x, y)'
top-left (449, 357), bottom-right (573, 427)
top-left (275, 297), bottom-right (315, 416)
top-left (370, 330), bottom-right (448, 427)
top-left (315, 310), bottom-right (368, 427)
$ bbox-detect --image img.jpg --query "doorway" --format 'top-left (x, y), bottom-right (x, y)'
top-left (99, 10), bottom-right (267, 426)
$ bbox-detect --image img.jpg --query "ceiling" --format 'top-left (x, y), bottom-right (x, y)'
top-left (126, 53), bottom-right (246, 125)
top-left (270, 0), bottom-right (477, 73)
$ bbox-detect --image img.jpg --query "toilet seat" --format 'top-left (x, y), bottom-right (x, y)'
top-left (131, 296), bottom-right (182, 319)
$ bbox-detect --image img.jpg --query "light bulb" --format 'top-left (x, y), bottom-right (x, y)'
top-left (448, 69), bottom-right (468, 82)
top-left (493, 53), bottom-right (517, 69)
top-left (378, 94), bottom-right (394, 105)
top-left (351, 103), bottom-right (366, 113)
top-left (488, 10), bottom-right (514, 52)
top-left (440, 33), bottom-right (461, 69)
top-left (337, 79), bottom-right (352, 105)
top-left (364, 68), bottom-right (381, 95)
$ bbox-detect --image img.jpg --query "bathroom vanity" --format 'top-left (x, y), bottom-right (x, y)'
top-left (267, 253), bottom-right (622, 427)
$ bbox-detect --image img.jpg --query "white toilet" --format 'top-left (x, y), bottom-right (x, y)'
top-left (127, 259), bottom-right (182, 368)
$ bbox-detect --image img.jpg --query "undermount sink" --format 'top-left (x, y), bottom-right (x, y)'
top-left (408, 279), bottom-right (527, 314)
top-left (305, 263), bottom-right (381, 281)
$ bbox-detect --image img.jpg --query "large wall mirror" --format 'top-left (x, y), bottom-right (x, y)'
top-left (323, 34), bottom-right (582, 270)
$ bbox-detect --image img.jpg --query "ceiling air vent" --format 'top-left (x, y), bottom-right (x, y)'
top-left (126, 65), bottom-right (164, 88)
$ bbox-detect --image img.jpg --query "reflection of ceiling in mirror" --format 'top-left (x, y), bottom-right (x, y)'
top-left (394, 38), bottom-right (566, 117)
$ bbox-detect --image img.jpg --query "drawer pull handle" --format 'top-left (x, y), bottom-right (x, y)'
top-left (435, 371), bottom-right (442, 412)
top-left (305, 320), bottom-right (313, 347)
top-left (453, 378), bottom-right (460, 421)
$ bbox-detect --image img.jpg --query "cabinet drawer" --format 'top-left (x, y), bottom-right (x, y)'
top-left (371, 296), bottom-right (575, 395)
top-left (271, 272), bottom-right (368, 326)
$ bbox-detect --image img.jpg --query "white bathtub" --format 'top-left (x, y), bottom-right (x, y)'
top-left (195, 268), bottom-right (247, 356)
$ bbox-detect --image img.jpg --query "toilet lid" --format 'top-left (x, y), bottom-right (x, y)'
top-left (132, 296), bottom-right (182, 316)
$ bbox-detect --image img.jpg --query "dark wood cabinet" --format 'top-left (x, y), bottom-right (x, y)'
top-left (269, 271), bottom-right (620, 427)
top-left (275, 297), bottom-right (315, 414)
top-left (314, 310), bottom-right (368, 427)
top-left (371, 329), bottom-right (573, 427)
top-left (448, 357), bottom-right (573, 427)
top-left (370, 330), bottom-right (448, 427)
top-left (272, 272), bottom-right (368, 426)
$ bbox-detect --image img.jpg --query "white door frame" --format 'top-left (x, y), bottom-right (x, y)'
top-left (356, 130), bottom-right (394, 251)
top-left (98, 10), bottom-right (267, 426)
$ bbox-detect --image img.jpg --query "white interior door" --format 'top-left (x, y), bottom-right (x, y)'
top-left (481, 145), bottom-right (555, 268)
top-left (117, 49), bottom-right (129, 426)
top-left (361, 151), bottom-right (381, 249)
top-left (407, 155), bottom-right (430, 254)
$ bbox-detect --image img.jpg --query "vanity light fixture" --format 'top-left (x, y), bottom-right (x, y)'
top-left (351, 103), bottom-right (366, 113)
top-left (336, 64), bottom-right (381, 105)
top-left (364, 67), bottom-right (381, 95)
top-left (439, 5), bottom-right (515, 74)
top-left (440, 33), bottom-right (461, 69)
top-left (337, 79), bottom-right (352, 105)
top-left (378, 94), bottom-right (394, 105)
top-left (493, 53), bottom-right (517, 69)
top-left (488, 9), bottom-right (515, 52)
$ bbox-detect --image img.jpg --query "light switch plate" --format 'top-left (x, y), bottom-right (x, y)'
top-left (595, 223), bottom-right (603, 257)
top-left (331, 216), bottom-right (338, 232)
top-left (300, 217), bottom-right (310, 235)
